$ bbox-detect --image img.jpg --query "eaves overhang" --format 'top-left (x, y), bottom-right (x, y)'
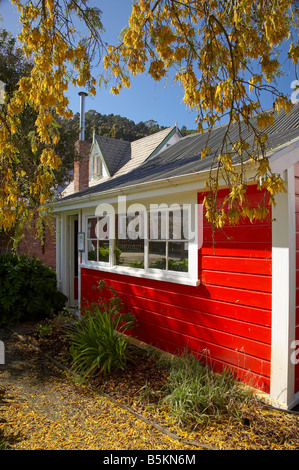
top-left (53, 160), bottom-right (256, 213)
top-left (269, 136), bottom-right (299, 176)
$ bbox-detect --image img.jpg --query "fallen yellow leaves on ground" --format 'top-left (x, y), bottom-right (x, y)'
top-left (1, 327), bottom-right (299, 451)
top-left (1, 374), bottom-right (200, 450)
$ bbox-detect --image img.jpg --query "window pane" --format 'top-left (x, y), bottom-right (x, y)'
top-left (87, 218), bottom-right (97, 239)
top-left (168, 242), bottom-right (188, 272)
top-left (169, 208), bottom-right (189, 240)
top-left (116, 239), bottom-right (144, 268)
top-left (96, 216), bottom-right (110, 240)
top-left (149, 241), bottom-right (166, 270)
top-left (98, 241), bottom-right (110, 262)
top-left (116, 213), bottom-right (144, 268)
top-left (87, 239), bottom-right (98, 261)
top-left (87, 240), bottom-right (110, 263)
top-left (149, 211), bottom-right (167, 240)
top-left (96, 156), bottom-right (102, 176)
top-left (169, 208), bottom-right (182, 240)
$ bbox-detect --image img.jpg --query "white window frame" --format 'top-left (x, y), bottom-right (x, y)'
top-left (85, 214), bottom-right (112, 267)
top-left (147, 206), bottom-right (190, 274)
top-left (83, 205), bottom-right (199, 286)
top-left (90, 154), bottom-right (102, 181)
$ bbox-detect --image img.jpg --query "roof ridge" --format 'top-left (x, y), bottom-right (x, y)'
top-left (95, 125), bottom-right (176, 146)
top-left (95, 134), bottom-right (130, 145)
top-left (131, 126), bottom-right (176, 144)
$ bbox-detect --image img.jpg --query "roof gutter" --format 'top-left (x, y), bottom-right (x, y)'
top-left (53, 161), bottom-right (255, 212)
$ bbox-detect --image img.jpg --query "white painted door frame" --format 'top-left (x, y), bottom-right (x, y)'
top-left (56, 211), bottom-right (79, 308)
top-left (271, 165), bottom-right (297, 408)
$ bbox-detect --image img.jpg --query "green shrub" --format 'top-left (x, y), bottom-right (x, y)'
top-left (68, 281), bottom-right (135, 382)
top-left (0, 253), bottom-right (67, 326)
top-left (147, 259), bottom-right (188, 271)
top-left (36, 322), bottom-right (53, 338)
top-left (88, 246), bottom-right (121, 263)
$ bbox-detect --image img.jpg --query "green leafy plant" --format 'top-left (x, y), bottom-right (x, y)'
top-left (148, 259), bottom-right (188, 272)
top-left (36, 322), bottom-right (53, 338)
top-left (68, 281), bottom-right (135, 382)
top-left (0, 253), bottom-right (67, 326)
top-left (88, 246), bottom-right (121, 263)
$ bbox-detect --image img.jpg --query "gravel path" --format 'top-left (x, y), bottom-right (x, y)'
top-left (0, 328), bottom-right (201, 452)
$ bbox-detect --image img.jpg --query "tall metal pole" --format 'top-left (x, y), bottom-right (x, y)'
top-left (79, 91), bottom-right (88, 141)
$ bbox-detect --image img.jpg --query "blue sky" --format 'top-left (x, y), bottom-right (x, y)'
top-left (0, 0), bottom-right (297, 131)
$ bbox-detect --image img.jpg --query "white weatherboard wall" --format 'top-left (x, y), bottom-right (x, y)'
top-left (271, 165), bottom-right (297, 408)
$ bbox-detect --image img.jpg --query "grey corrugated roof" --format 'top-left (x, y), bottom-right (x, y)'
top-left (112, 126), bottom-right (177, 177)
top-left (94, 135), bottom-right (130, 176)
top-left (61, 104), bottom-right (299, 201)
top-left (94, 126), bottom-right (177, 177)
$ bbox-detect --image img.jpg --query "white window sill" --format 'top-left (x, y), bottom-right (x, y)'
top-left (81, 261), bottom-right (200, 286)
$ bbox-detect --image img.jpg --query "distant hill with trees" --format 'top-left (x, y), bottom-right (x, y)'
top-left (61, 109), bottom-right (195, 143)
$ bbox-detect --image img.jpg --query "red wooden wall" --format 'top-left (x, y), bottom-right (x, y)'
top-left (81, 185), bottom-right (272, 393)
top-left (295, 163), bottom-right (299, 394)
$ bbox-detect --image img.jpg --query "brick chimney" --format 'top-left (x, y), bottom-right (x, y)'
top-left (74, 140), bottom-right (90, 192)
top-left (73, 91), bottom-right (90, 192)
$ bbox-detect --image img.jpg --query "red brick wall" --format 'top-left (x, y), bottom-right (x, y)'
top-left (17, 217), bottom-right (56, 270)
top-left (0, 231), bottom-right (13, 253)
top-left (74, 140), bottom-right (90, 192)
top-left (17, 139), bottom-right (90, 270)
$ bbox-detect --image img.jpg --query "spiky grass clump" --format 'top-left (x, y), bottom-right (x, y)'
top-left (159, 350), bottom-right (253, 427)
top-left (68, 282), bottom-right (135, 382)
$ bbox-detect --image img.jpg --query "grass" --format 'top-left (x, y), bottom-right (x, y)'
top-left (153, 349), bottom-right (254, 428)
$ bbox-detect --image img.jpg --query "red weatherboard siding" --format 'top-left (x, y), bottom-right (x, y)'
top-left (81, 185), bottom-right (272, 393)
top-left (198, 186), bottom-right (272, 392)
top-left (295, 163), bottom-right (299, 394)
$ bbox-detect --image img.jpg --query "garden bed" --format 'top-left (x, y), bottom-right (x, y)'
top-left (7, 315), bottom-right (299, 451)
